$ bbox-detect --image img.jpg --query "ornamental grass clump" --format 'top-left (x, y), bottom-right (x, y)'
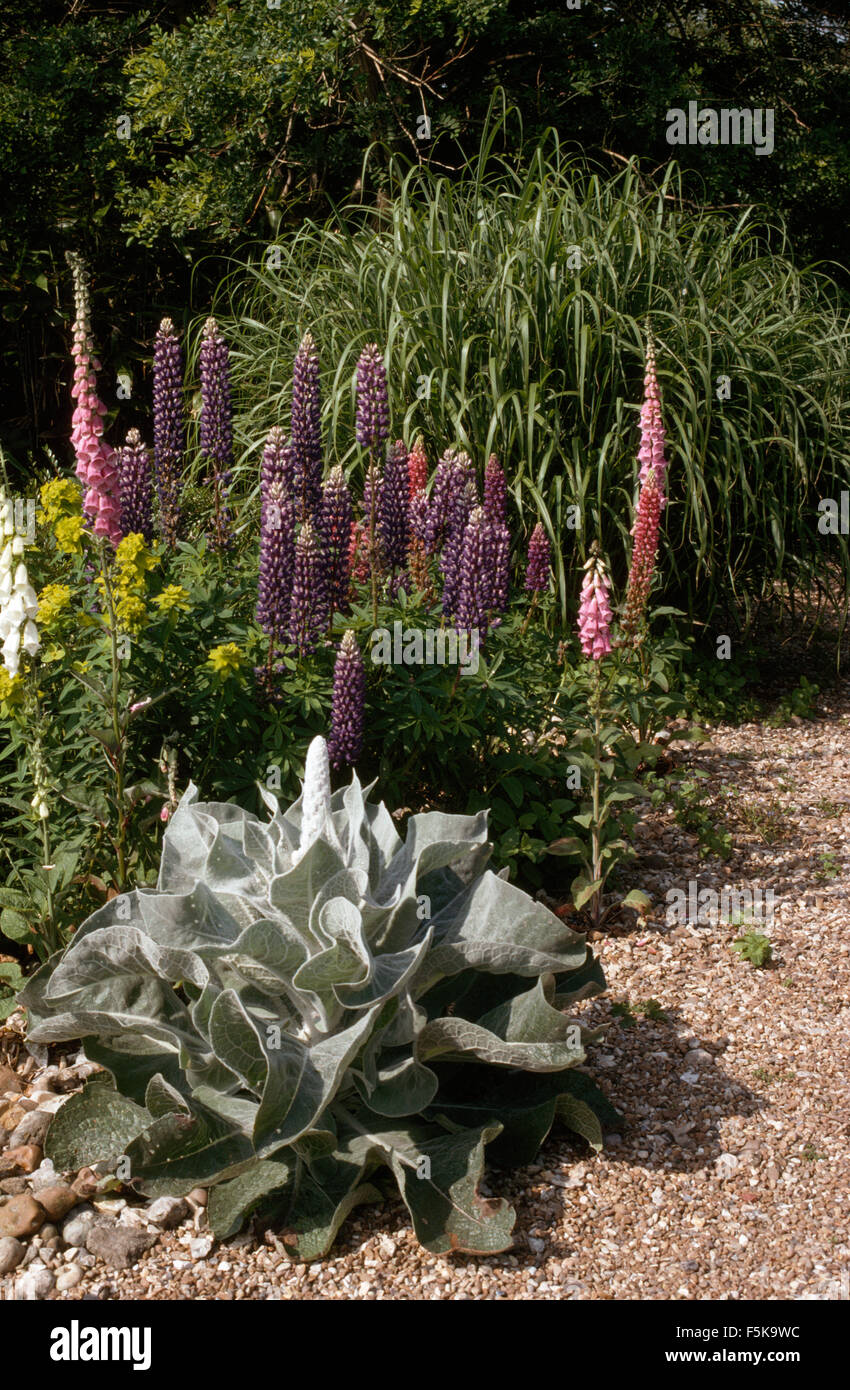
top-left (22, 735), bottom-right (615, 1257)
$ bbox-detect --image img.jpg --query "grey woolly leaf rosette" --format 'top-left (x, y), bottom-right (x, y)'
top-left (21, 737), bottom-right (616, 1259)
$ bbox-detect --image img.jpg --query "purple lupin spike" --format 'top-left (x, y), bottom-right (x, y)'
top-left (289, 520), bottom-right (328, 656)
top-left (327, 629), bottom-right (365, 770)
top-left (117, 429), bottom-right (154, 543)
top-left (440, 458), bottom-right (477, 620)
top-left (261, 427), bottom-right (295, 500)
top-left (378, 440), bottom-right (410, 572)
top-left (291, 332), bottom-right (323, 521)
top-left (483, 454), bottom-right (508, 525)
top-left (455, 507), bottom-right (491, 638)
top-left (257, 441), bottom-right (296, 643)
top-left (355, 344), bottom-right (389, 453)
top-left (318, 465), bottom-right (354, 616)
top-left (199, 316), bottom-right (234, 551)
top-left (152, 318), bottom-right (184, 547)
top-left (524, 522), bottom-right (551, 591)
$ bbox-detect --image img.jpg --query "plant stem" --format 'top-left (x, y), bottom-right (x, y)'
top-left (97, 542), bottom-right (128, 889)
top-left (590, 661), bottom-right (602, 929)
top-left (39, 815), bottom-right (57, 954)
top-left (369, 457), bottom-right (378, 628)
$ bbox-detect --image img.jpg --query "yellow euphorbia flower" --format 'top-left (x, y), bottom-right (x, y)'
top-left (37, 583), bottom-right (73, 629)
top-left (53, 515), bottom-right (85, 555)
top-left (206, 643), bottom-right (246, 680)
top-left (152, 584), bottom-right (190, 614)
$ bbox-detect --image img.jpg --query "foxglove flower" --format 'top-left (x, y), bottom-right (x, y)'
top-left (117, 429), bottom-right (154, 542)
top-left (152, 317), bottom-right (185, 547)
top-left (257, 451), bottom-right (296, 643)
top-left (66, 252), bottom-right (121, 545)
top-left (622, 468), bottom-right (664, 637)
top-left (524, 522), bottom-right (551, 592)
top-left (638, 335), bottom-right (668, 490)
top-left (578, 552), bottom-right (613, 661)
top-left (289, 520), bottom-right (328, 656)
top-left (327, 630), bottom-right (365, 770)
top-left (199, 317), bottom-right (234, 550)
top-left (318, 466), bottom-right (354, 616)
top-left (0, 513), bottom-right (39, 676)
top-left (483, 454), bottom-right (508, 525)
top-left (378, 440), bottom-right (410, 571)
top-left (291, 332), bottom-right (323, 520)
top-left (355, 344), bottom-right (389, 453)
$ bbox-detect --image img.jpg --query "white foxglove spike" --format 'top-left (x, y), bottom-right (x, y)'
top-left (293, 735), bottom-right (332, 865)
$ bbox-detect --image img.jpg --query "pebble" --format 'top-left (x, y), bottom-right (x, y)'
top-left (684, 1048), bottom-right (713, 1067)
top-left (16, 1262), bottom-right (56, 1300)
top-left (0, 1066), bottom-right (21, 1094)
top-left (190, 1235), bottom-right (214, 1260)
top-left (55, 1264), bottom-right (84, 1292)
top-left (34, 1184), bottom-right (77, 1222)
top-left (0, 1145), bottom-right (42, 1177)
top-left (0, 1235), bottom-right (24, 1274)
top-left (146, 1196), bottom-right (189, 1229)
top-left (29, 1159), bottom-right (58, 1191)
top-left (8, 1109), bottom-right (51, 1149)
top-left (0, 1193), bottom-right (46, 1239)
top-left (85, 1223), bottom-right (157, 1270)
top-left (61, 1205), bottom-right (98, 1247)
top-left (0, 1177), bottom-right (29, 1195)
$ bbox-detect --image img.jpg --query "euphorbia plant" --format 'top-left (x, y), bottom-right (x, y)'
top-left (22, 736), bottom-right (617, 1258)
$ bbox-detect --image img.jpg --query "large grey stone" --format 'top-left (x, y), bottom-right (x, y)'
top-left (85, 1223), bottom-right (157, 1270)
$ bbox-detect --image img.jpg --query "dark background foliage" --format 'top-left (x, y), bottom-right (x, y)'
top-left (2, 0), bottom-right (849, 475)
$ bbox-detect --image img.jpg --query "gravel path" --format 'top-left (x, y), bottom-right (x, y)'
top-left (2, 684), bottom-right (848, 1301)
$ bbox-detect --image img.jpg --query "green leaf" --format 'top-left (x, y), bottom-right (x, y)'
top-left (45, 1081), bottom-right (150, 1172)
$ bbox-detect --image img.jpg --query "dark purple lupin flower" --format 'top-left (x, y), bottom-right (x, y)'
top-left (483, 454), bottom-right (508, 525)
top-left (355, 344), bottom-right (389, 453)
top-left (423, 449), bottom-right (471, 554)
top-left (524, 522), bottom-right (551, 591)
top-left (291, 332), bottom-right (323, 521)
top-left (262, 427), bottom-right (295, 500)
top-left (257, 443), bottom-right (296, 643)
top-left (455, 508), bottom-right (492, 637)
top-left (289, 520), bottom-right (328, 656)
top-left (485, 516), bottom-right (511, 616)
top-left (480, 453), bottom-right (510, 614)
top-left (152, 318), bottom-right (184, 547)
top-left (437, 453), bottom-right (477, 620)
top-left (318, 465), bottom-right (354, 617)
top-left (327, 629), bottom-right (365, 770)
top-left (117, 429), bottom-right (154, 542)
top-left (199, 316), bottom-right (234, 551)
top-left (378, 440), bottom-right (410, 571)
